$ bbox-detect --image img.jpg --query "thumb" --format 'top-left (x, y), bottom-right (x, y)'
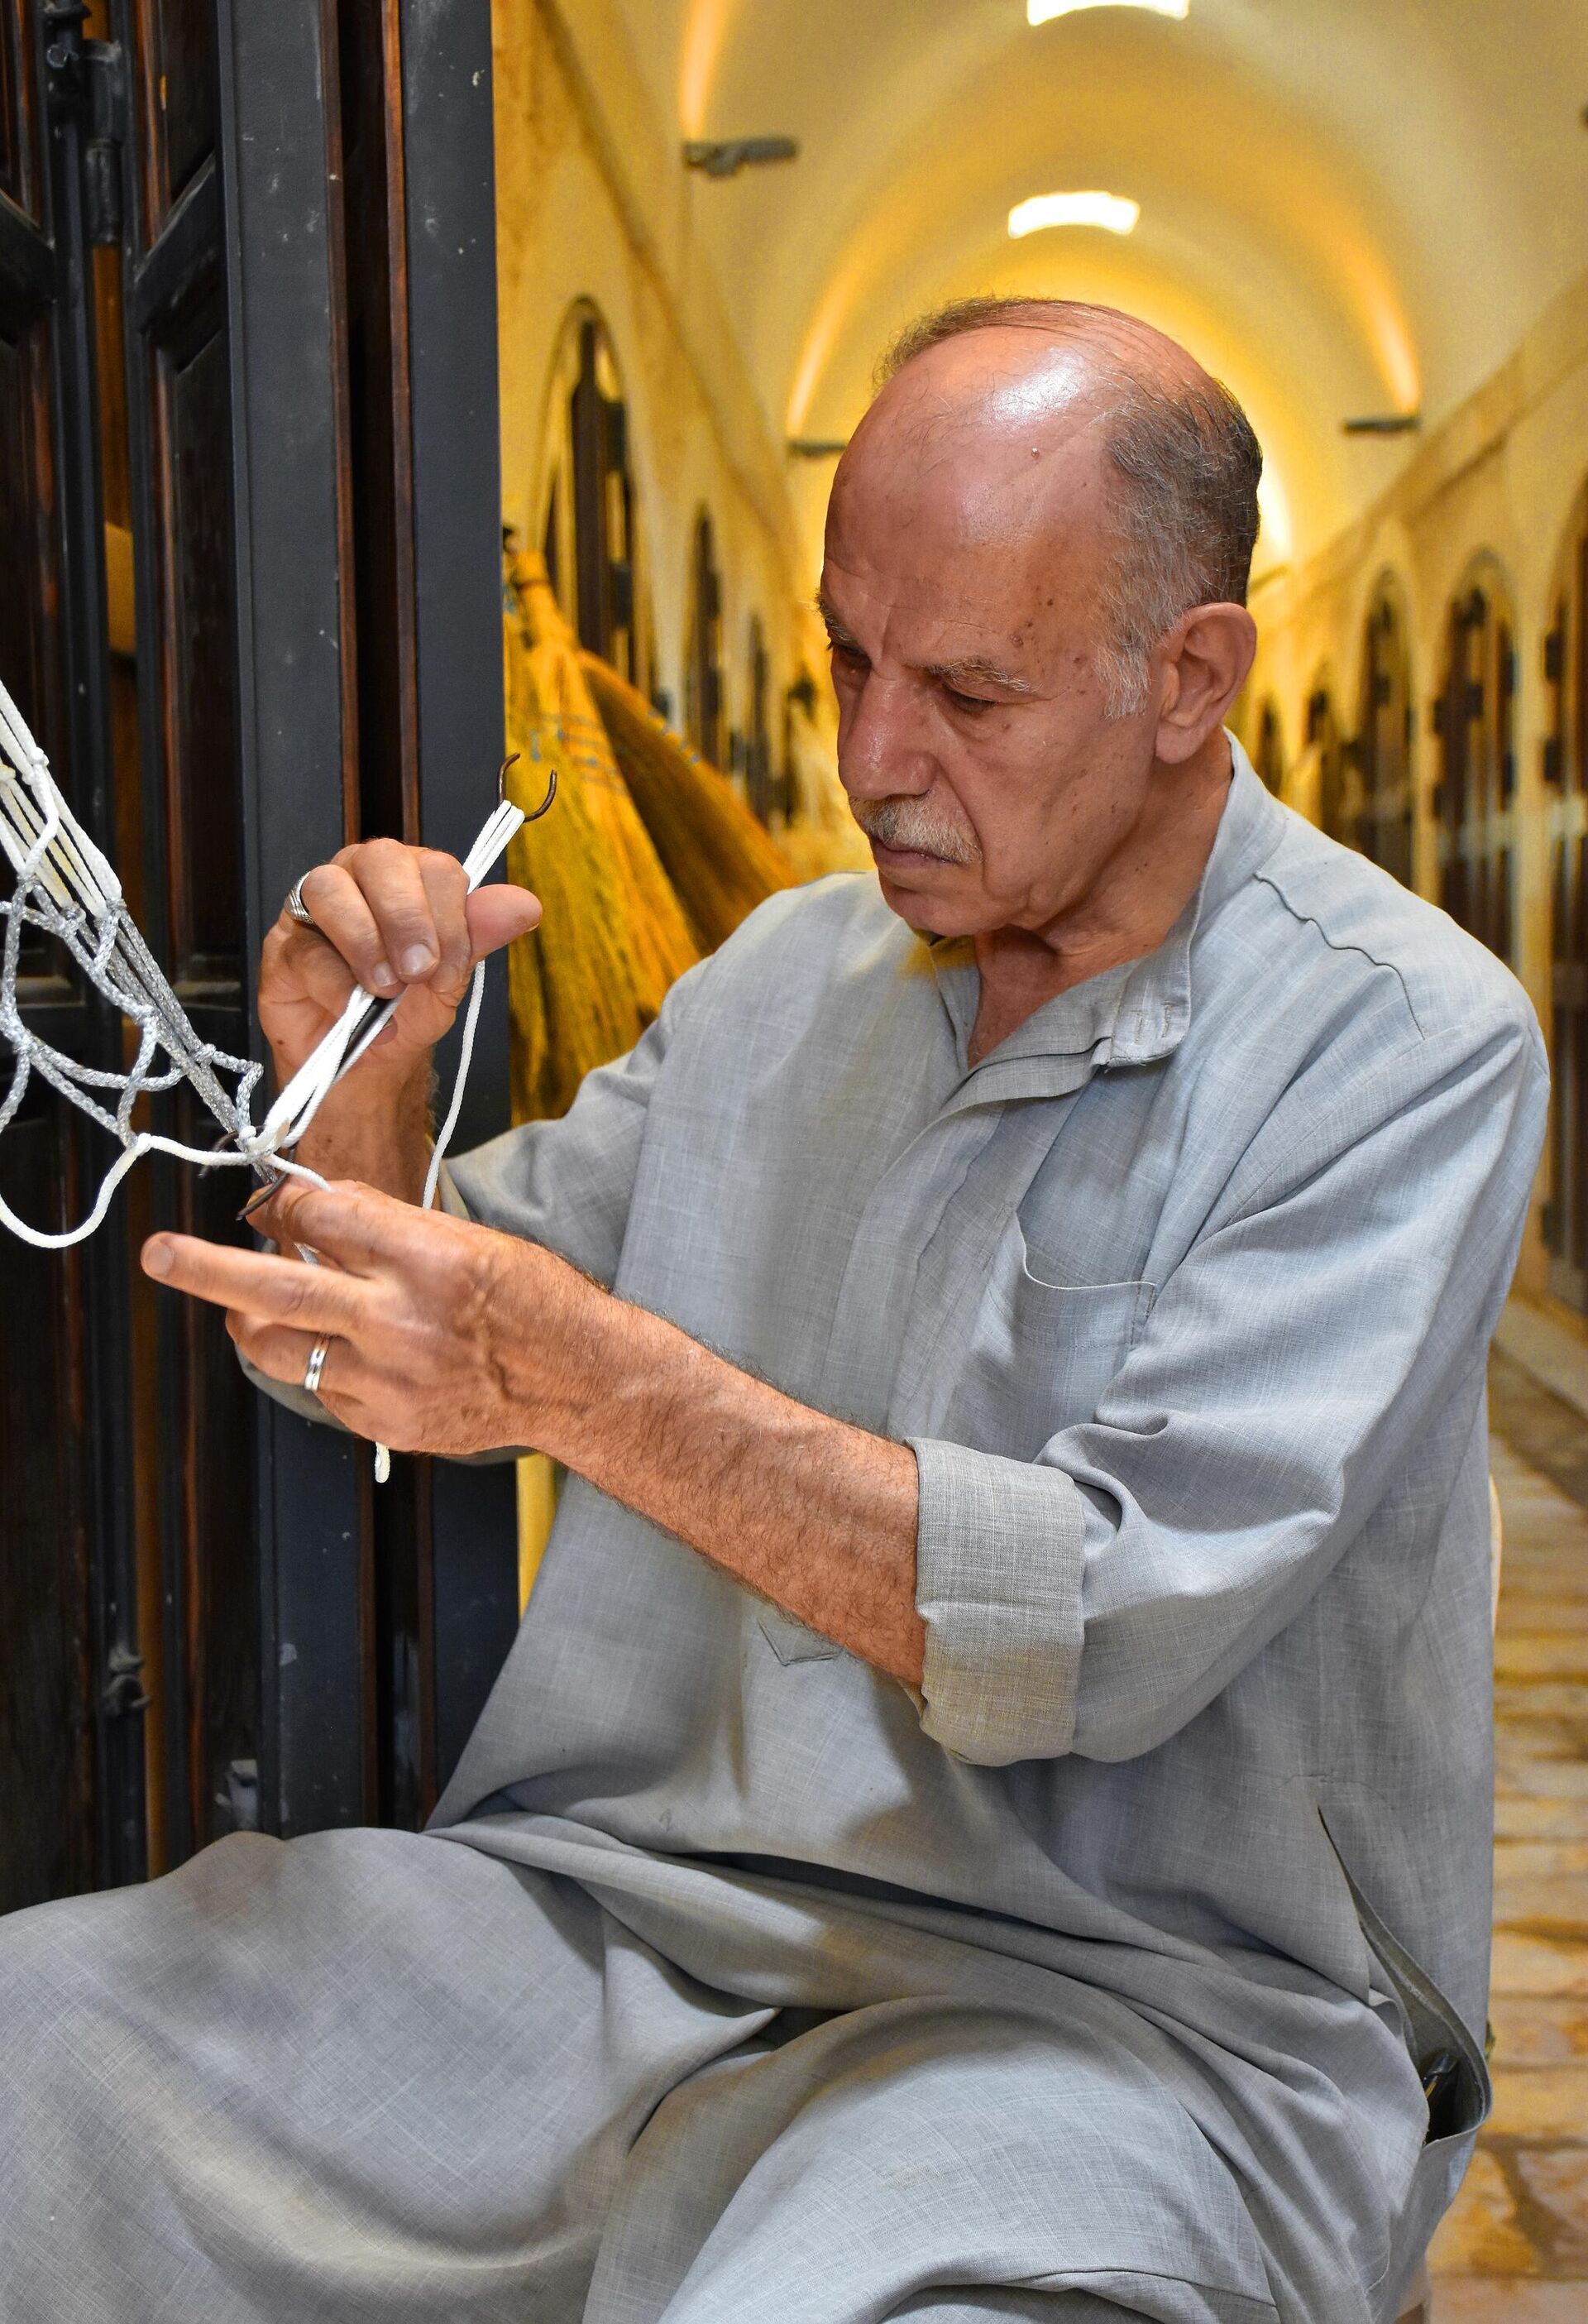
top-left (465, 883), bottom-right (542, 958)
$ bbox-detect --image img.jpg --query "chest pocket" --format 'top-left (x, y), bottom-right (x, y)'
top-left (938, 1218), bottom-right (1155, 1464)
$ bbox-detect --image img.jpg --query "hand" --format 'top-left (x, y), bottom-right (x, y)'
top-left (141, 1179), bottom-right (566, 1459)
top-left (261, 841), bottom-right (542, 1088)
top-left (142, 1181), bottom-right (926, 1687)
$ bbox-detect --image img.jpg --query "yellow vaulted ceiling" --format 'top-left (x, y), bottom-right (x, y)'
top-left (605, 0), bottom-right (1588, 577)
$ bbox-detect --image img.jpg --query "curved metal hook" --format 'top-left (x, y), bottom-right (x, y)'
top-left (497, 754), bottom-right (557, 822)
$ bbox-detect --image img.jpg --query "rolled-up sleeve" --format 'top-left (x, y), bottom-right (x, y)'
top-left (911, 1436), bottom-right (1087, 1761)
top-left (907, 1009), bottom-right (1547, 1766)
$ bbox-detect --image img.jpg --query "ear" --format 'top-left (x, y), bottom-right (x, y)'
top-left (1152, 603), bottom-right (1258, 766)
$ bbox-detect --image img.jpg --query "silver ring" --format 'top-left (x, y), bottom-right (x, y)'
top-left (302, 1339), bottom-right (331, 1397)
top-left (285, 876), bottom-right (318, 931)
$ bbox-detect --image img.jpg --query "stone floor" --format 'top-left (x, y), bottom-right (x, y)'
top-left (1423, 1350), bottom-right (1588, 2317)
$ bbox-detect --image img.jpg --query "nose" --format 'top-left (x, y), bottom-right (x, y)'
top-left (838, 670), bottom-right (936, 803)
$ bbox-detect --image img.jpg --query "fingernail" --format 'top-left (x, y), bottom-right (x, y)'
top-left (143, 1239), bottom-right (174, 1277)
top-left (399, 945), bottom-right (437, 979)
top-left (371, 959), bottom-right (399, 993)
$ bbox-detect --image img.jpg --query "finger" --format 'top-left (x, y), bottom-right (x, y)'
top-left (294, 864), bottom-right (400, 996)
top-left (267, 1177), bottom-right (417, 1274)
top-left (142, 1233), bottom-right (369, 1330)
top-left (226, 1314), bottom-right (351, 1395)
top-left (464, 883), bottom-right (542, 958)
top-left (276, 922), bottom-right (366, 1019)
top-left (347, 838), bottom-right (443, 986)
top-left (225, 1314), bottom-right (389, 1445)
top-left (419, 852), bottom-right (472, 1002)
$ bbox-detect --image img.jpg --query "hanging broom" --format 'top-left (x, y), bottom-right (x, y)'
top-left (578, 651), bottom-right (796, 954)
top-left (502, 553), bottom-right (699, 1119)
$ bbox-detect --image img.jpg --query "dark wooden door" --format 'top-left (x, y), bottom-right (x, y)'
top-left (117, 0), bottom-right (271, 1869)
top-left (0, 0), bottom-right (509, 1905)
top-left (1434, 578), bottom-right (1516, 962)
top-left (686, 510), bottom-right (724, 769)
top-left (0, 0), bottom-right (149, 1910)
top-left (1355, 581), bottom-right (1414, 886)
top-left (1544, 501), bottom-right (1588, 1312)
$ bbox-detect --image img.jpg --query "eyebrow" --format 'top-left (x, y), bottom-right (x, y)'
top-left (921, 654), bottom-right (1036, 697)
top-left (815, 592), bottom-right (1037, 697)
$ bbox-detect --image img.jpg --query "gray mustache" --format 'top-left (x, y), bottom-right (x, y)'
top-left (849, 798), bottom-right (980, 865)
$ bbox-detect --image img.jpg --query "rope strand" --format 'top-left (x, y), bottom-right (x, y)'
top-left (1, 680), bottom-right (530, 1486)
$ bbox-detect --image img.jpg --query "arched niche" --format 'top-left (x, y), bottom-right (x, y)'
top-left (1254, 697), bottom-right (1285, 797)
top-left (1308, 673), bottom-right (1353, 846)
top-left (1353, 575), bottom-right (1415, 886)
top-left (684, 510), bottom-right (725, 771)
top-left (744, 612), bottom-right (777, 826)
top-left (1543, 482), bottom-right (1588, 1309)
top-left (1433, 561), bottom-right (1517, 963)
top-left (538, 304), bottom-right (645, 685)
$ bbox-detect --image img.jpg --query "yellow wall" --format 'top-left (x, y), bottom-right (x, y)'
top-left (493, 0), bottom-right (826, 778)
top-left (492, 3), bottom-right (1588, 1322)
top-left (1245, 259), bottom-right (1588, 1301)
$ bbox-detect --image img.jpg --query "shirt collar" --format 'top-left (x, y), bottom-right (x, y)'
top-left (925, 734), bottom-right (1285, 1086)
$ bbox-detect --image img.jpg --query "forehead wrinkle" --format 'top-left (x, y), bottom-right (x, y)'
top-left (818, 585), bottom-right (1041, 695)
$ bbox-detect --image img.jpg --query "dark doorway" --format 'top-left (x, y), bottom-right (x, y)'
top-left (1354, 577), bottom-right (1415, 885)
top-left (685, 510), bottom-right (725, 771)
top-left (1254, 697), bottom-right (1284, 796)
top-left (1544, 488), bottom-right (1588, 1313)
top-left (541, 304), bottom-right (640, 686)
top-left (1310, 677), bottom-right (1353, 849)
top-left (1434, 570), bottom-right (1516, 962)
top-left (744, 612), bottom-right (773, 824)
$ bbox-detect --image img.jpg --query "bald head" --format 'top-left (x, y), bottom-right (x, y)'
top-left (851, 298), bottom-right (1262, 715)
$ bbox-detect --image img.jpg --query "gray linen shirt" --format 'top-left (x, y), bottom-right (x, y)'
top-left (262, 743), bottom-right (1547, 2317)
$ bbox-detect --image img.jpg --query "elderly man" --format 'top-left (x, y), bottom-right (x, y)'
top-left (0, 301), bottom-right (1545, 2324)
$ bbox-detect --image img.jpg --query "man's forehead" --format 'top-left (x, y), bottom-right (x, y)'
top-left (822, 463), bottom-right (1105, 657)
top-left (817, 561), bottom-right (1056, 685)
top-left (831, 386), bottom-right (1110, 584)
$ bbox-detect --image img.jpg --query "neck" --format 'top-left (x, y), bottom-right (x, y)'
top-left (967, 733), bottom-right (1233, 1067)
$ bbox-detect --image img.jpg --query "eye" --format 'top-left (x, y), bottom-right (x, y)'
top-left (827, 636), bottom-right (867, 669)
top-left (943, 684), bottom-right (996, 714)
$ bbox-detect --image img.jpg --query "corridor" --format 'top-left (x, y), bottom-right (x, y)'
top-left (2, 4), bottom-right (1586, 2312)
top-left (1426, 1351), bottom-right (1588, 2313)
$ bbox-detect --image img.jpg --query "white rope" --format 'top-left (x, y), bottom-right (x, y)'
top-left (423, 959), bottom-right (486, 1214)
top-left (0, 677), bottom-right (528, 1478)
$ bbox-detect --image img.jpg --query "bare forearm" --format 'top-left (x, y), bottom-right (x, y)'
top-left (291, 1061), bottom-right (433, 1205)
top-left (516, 1259), bottom-right (926, 1685)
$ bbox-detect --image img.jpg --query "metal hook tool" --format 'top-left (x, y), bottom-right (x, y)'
top-left (500, 754), bottom-right (557, 822)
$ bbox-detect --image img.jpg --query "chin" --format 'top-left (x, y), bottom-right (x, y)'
top-left (872, 857), bottom-right (984, 936)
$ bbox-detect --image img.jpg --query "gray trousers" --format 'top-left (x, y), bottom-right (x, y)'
top-left (0, 1828), bottom-right (1276, 2323)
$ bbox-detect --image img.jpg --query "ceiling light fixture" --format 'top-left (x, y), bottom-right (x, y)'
top-left (1027, 2), bottom-right (1189, 25)
top-left (1008, 190), bottom-right (1140, 238)
top-left (683, 137), bottom-right (799, 178)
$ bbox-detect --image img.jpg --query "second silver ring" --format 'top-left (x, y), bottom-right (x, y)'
top-left (303, 1338), bottom-right (331, 1397)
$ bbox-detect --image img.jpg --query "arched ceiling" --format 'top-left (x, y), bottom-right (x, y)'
top-left (604, 0), bottom-right (1588, 579)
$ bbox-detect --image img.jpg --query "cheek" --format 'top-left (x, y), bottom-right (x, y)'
top-left (960, 723), bottom-right (1125, 884)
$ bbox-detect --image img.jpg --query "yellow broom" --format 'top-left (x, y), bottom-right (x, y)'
top-left (501, 552), bottom-right (700, 1120)
top-left (578, 652), bottom-right (796, 953)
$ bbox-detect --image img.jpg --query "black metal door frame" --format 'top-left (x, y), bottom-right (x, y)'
top-left (3, 0), bottom-right (511, 1890)
top-left (399, 0), bottom-right (516, 1795)
top-left (217, 0), bottom-right (514, 1835)
top-left (29, 0), bottom-right (146, 1890)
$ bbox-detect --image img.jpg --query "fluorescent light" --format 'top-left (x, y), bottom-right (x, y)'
top-left (1007, 190), bottom-right (1141, 238)
top-left (1028, 2), bottom-right (1189, 22)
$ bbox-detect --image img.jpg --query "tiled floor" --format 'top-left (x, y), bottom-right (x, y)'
top-left (1423, 1353), bottom-right (1588, 2315)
